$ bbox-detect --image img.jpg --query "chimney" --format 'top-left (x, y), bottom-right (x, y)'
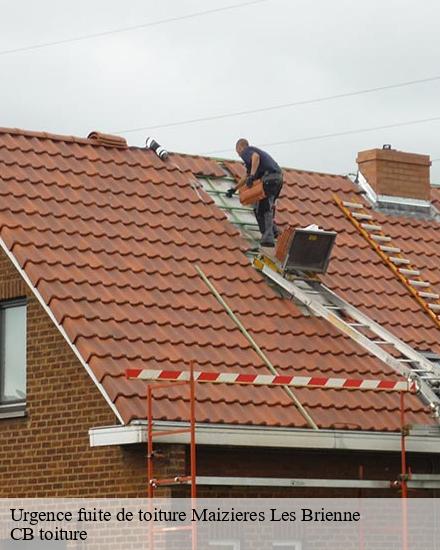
top-left (357, 146), bottom-right (431, 204)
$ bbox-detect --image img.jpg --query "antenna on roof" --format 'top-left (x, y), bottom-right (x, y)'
top-left (145, 137), bottom-right (169, 160)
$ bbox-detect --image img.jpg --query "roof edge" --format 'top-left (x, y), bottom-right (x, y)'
top-left (89, 421), bottom-right (440, 453)
top-left (0, 126), bottom-right (95, 145)
top-left (0, 237), bottom-right (124, 424)
top-left (0, 126), bottom-right (131, 149)
top-left (0, 126), bottom-right (350, 178)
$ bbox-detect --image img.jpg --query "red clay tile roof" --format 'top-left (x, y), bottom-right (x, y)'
top-left (0, 127), bottom-right (437, 432)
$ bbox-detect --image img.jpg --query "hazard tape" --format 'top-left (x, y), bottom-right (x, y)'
top-left (125, 369), bottom-right (415, 393)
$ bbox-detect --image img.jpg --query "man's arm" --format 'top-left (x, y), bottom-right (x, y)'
top-left (226, 149), bottom-right (261, 197)
top-left (249, 152), bottom-right (260, 178)
top-left (225, 175), bottom-right (246, 197)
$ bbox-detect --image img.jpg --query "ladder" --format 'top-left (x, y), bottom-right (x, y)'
top-left (334, 195), bottom-right (440, 329)
top-left (197, 174), bottom-right (261, 248)
top-left (254, 257), bottom-right (440, 417)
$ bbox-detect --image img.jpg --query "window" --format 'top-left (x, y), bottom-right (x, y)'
top-left (0, 299), bottom-right (26, 406)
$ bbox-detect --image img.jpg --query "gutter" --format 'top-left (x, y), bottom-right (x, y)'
top-left (89, 421), bottom-right (440, 453)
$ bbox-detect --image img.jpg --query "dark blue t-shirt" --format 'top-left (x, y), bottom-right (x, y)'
top-left (239, 146), bottom-right (281, 179)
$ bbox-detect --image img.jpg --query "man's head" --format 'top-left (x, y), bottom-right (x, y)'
top-left (235, 138), bottom-right (249, 156)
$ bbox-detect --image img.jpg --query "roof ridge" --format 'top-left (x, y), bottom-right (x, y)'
top-left (0, 126), bottom-right (93, 145)
top-left (0, 127), bottom-right (349, 177)
top-left (0, 126), bottom-right (131, 150)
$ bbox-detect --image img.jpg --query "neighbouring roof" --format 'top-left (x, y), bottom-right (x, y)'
top-left (0, 127), bottom-right (439, 432)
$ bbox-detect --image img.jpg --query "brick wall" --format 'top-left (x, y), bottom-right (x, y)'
top-left (357, 148), bottom-right (431, 200)
top-left (0, 247), bottom-right (152, 497)
top-left (195, 446), bottom-right (440, 498)
top-left (1, 247), bottom-right (438, 498)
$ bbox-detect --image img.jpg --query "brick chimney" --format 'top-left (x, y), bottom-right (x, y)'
top-left (356, 146), bottom-right (431, 201)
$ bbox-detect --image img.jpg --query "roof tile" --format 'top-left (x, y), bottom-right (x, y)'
top-left (0, 128), bottom-right (437, 431)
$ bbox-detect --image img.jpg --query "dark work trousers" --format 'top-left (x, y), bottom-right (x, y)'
top-left (253, 172), bottom-right (283, 245)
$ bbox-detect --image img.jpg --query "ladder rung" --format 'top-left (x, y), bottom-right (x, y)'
top-left (153, 476), bottom-right (191, 486)
top-left (371, 235), bottom-right (392, 242)
top-left (371, 340), bottom-right (394, 345)
top-left (411, 369), bottom-right (434, 373)
top-left (348, 323), bottom-right (368, 327)
top-left (428, 303), bottom-right (440, 312)
top-left (390, 257), bottom-right (410, 265)
top-left (361, 223), bottom-right (382, 231)
top-left (233, 221), bottom-right (260, 227)
top-left (323, 305), bottom-right (342, 310)
top-left (419, 291), bottom-right (440, 300)
top-left (399, 268), bottom-right (420, 276)
top-left (380, 245), bottom-right (401, 253)
top-left (353, 212), bottom-right (373, 220)
top-left (397, 359), bottom-right (421, 363)
top-left (408, 280), bottom-right (431, 288)
top-left (342, 201), bottom-right (364, 209)
top-left (221, 205), bottom-right (253, 212)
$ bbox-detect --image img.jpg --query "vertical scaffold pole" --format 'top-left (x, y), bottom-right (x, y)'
top-left (189, 361), bottom-right (197, 498)
top-left (400, 391), bottom-right (408, 550)
top-left (189, 361), bottom-right (197, 550)
top-left (147, 384), bottom-right (154, 550)
top-left (147, 384), bottom-right (154, 499)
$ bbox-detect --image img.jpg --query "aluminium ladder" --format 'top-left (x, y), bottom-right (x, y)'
top-left (254, 256), bottom-right (440, 418)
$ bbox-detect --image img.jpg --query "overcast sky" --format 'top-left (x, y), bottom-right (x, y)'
top-left (2, 0), bottom-right (440, 181)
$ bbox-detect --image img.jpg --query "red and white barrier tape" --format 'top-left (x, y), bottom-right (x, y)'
top-left (126, 369), bottom-right (415, 393)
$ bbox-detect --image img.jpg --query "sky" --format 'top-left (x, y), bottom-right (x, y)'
top-left (1, 0), bottom-right (440, 182)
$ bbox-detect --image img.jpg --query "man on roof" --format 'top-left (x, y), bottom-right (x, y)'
top-left (227, 138), bottom-right (283, 248)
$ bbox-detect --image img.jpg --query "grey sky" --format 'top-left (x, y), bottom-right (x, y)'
top-left (2, 0), bottom-right (440, 181)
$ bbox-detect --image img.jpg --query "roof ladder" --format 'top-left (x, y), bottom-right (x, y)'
top-left (334, 195), bottom-right (440, 329)
top-left (255, 257), bottom-right (440, 418)
top-left (197, 176), bottom-right (261, 253)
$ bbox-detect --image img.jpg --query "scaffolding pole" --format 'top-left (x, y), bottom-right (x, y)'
top-left (144, 361), bottom-right (197, 550)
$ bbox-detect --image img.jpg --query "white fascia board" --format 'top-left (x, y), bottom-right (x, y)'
top-left (0, 238), bottom-right (124, 424)
top-left (89, 421), bottom-right (440, 454)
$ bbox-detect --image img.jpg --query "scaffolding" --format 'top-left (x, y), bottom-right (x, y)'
top-left (126, 365), bottom-right (430, 550)
top-left (125, 365), bottom-right (432, 493)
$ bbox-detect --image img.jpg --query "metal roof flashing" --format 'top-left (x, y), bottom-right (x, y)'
top-left (355, 171), bottom-right (438, 219)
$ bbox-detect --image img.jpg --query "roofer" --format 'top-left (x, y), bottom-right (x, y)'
top-left (226, 138), bottom-right (283, 248)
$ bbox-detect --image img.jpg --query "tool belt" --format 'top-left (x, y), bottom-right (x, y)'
top-left (262, 170), bottom-right (282, 182)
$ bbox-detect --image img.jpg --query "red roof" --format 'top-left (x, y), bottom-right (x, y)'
top-left (0, 127), bottom-right (438, 432)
